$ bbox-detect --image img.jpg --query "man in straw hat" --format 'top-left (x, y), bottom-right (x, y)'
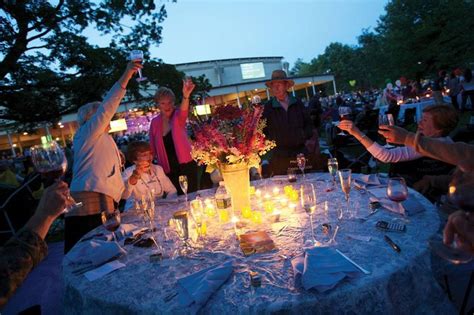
top-left (262, 70), bottom-right (319, 176)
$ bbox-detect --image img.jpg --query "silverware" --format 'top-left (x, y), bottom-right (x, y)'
top-left (335, 249), bottom-right (371, 275)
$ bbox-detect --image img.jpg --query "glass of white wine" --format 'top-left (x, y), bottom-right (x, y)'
top-left (296, 153), bottom-right (306, 179)
top-left (327, 157), bottom-right (338, 189)
top-left (338, 169), bottom-right (352, 219)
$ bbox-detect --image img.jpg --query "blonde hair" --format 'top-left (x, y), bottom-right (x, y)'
top-left (77, 102), bottom-right (101, 126)
top-left (422, 104), bottom-right (459, 136)
top-left (154, 87), bottom-right (176, 104)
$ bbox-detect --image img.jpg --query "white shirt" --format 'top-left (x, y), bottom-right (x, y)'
top-left (367, 136), bottom-right (453, 163)
top-left (70, 83), bottom-right (126, 216)
top-left (122, 164), bottom-right (177, 210)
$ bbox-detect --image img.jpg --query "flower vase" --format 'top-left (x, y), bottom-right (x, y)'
top-left (219, 163), bottom-right (250, 216)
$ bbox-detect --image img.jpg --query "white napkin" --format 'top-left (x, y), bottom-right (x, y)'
top-left (356, 174), bottom-right (382, 186)
top-left (368, 188), bottom-right (425, 216)
top-left (177, 260), bottom-right (233, 313)
top-left (84, 260), bottom-right (126, 281)
top-left (291, 247), bottom-right (361, 292)
top-left (97, 223), bottom-right (145, 241)
top-left (64, 239), bottom-right (126, 266)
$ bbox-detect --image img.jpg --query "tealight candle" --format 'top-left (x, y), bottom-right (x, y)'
top-left (280, 196), bottom-right (288, 207)
top-left (272, 187), bottom-right (280, 195)
top-left (252, 211), bottom-right (262, 224)
top-left (205, 204), bottom-right (216, 217)
top-left (289, 190), bottom-right (299, 202)
top-left (289, 202), bottom-right (297, 211)
top-left (264, 193), bottom-right (271, 200)
top-left (270, 211), bottom-right (281, 222)
top-left (255, 189), bottom-right (262, 198)
top-left (264, 201), bottom-right (275, 214)
top-left (242, 206), bottom-right (252, 219)
top-left (249, 186), bottom-right (256, 195)
top-left (219, 209), bottom-right (230, 223)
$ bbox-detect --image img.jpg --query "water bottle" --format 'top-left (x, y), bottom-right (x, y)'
top-left (215, 181), bottom-right (232, 223)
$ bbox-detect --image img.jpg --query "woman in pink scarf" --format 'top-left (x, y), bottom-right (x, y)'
top-left (149, 78), bottom-right (198, 194)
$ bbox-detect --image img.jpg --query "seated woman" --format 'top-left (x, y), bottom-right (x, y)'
top-left (339, 104), bottom-right (459, 185)
top-left (122, 141), bottom-right (177, 210)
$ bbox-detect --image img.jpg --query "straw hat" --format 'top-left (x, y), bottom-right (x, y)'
top-left (265, 70), bottom-right (294, 88)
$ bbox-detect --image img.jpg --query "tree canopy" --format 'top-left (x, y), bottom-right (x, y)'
top-left (0, 0), bottom-right (211, 130)
top-left (293, 0), bottom-right (474, 91)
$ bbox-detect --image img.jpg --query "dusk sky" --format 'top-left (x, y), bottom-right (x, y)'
top-left (142, 0), bottom-right (388, 67)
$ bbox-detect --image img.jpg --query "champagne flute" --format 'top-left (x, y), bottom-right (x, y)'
top-left (101, 209), bottom-right (121, 243)
top-left (30, 141), bottom-right (82, 212)
top-left (338, 169), bottom-right (352, 219)
top-left (337, 107), bottom-right (351, 136)
top-left (379, 114), bottom-right (395, 148)
top-left (327, 157), bottom-right (339, 189)
top-left (129, 50), bottom-right (147, 82)
top-left (296, 153), bottom-right (306, 179)
top-left (300, 182), bottom-right (318, 246)
top-left (179, 175), bottom-right (188, 204)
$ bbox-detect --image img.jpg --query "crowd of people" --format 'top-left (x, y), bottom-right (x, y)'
top-left (1, 64), bottom-right (474, 309)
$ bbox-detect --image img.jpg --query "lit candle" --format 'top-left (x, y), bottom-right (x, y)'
top-left (270, 211), bottom-right (281, 222)
top-left (249, 186), bottom-right (256, 195)
top-left (272, 187), bottom-right (280, 195)
top-left (252, 211), bottom-right (262, 224)
top-left (280, 196), bottom-right (288, 207)
top-left (255, 189), bottom-right (262, 198)
top-left (231, 215), bottom-right (239, 237)
top-left (242, 206), bottom-right (252, 219)
top-left (264, 201), bottom-right (275, 214)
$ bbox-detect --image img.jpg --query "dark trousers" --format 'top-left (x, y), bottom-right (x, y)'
top-left (462, 90), bottom-right (474, 110)
top-left (168, 160), bottom-right (199, 195)
top-left (64, 214), bottom-right (102, 254)
top-left (450, 95), bottom-right (459, 110)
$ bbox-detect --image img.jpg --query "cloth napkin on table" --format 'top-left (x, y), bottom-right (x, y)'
top-left (64, 239), bottom-right (126, 266)
top-left (368, 188), bottom-right (425, 216)
top-left (353, 174), bottom-right (385, 189)
top-left (94, 223), bottom-right (145, 241)
top-left (291, 247), bottom-right (361, 292)
top-left (177, 260), bottom-right (233, 313)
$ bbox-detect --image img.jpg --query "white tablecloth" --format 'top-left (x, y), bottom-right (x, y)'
top-left (63, 173), bottom-right (455, 314)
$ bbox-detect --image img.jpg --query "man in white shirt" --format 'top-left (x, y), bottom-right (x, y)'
top-left (65, 61), bottom-right (142, 253)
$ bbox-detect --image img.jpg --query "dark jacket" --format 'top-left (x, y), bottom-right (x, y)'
top-left (263, 95), bottom-right (313, 157)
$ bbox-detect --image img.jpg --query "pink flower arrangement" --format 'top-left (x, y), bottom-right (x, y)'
top-left (190, 105), bottom-right (276, 170)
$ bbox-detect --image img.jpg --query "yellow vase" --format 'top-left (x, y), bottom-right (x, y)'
top-left (219, 162), bottom-right (250, 216)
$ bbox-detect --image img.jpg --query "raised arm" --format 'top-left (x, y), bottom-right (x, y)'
top-left (379, 125), bottom-right (474, 170)
top-left (81, 61), bottom-right (142, 140)
top-left (176, 78), bottom-right (195, 125)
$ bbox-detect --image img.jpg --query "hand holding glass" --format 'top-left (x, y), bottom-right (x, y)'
top-left (129, 50), bottom-right (147, 82)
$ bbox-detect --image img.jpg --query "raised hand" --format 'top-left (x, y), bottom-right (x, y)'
top-left (378, 125), bottom-right (411, 145)
top-left (182, 77), bottom-right (195, 99)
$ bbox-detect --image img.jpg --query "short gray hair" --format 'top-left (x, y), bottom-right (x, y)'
top-left (77, 101), bottom-right (101, 126)
top-left (154, 87), bottom-right (176, 104)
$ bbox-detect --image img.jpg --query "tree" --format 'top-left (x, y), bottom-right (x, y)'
top-left (0, 0), bottom-right (174, 129)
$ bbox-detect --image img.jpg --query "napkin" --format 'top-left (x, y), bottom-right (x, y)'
top-left (355, 174), bottom-right (383, 186)
top-left (177, 261), bottom-right (233, 313)
top-left (368, 188), bottom-right (425, 216)
top-left (64, 239), bottom-right (126, 266)
top-left (97, 223), bottom-right (145, 241)
top-left (84, 260), bottom-right (126, 281)
top-left (291, 247), bottom-right (360, 292)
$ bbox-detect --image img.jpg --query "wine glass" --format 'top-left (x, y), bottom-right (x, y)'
top-left (338, 169), bottom-right (352, 218)
top-left (101, 209), bottom-right (121, 243)
top-left (337, 106), bottom-right (351, 136)
top-left (179, 175), bottom-right (188, 204)
top-left (327, 158), bottom-right (339, 188)
top-left (190, 199), bottom-right (206, 240)
top-left (30, 141), bottom-right (82, 212)
top-left (386, 177), bottom-right (408, 203)
top-left (296, 153), bottom-right (306, 179)
top-left (300, 182), bottom-right (318, 246)
top-left (379, 114), bottom-right (395, 148)
top-left (171, 210), bottom-right (190, 256)
top-left (429, 170), bottom-right (473, 264)
top-left (129, 50), bottom-right (147, 82)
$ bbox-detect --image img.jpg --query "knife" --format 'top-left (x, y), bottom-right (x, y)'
top-left (384, 235), bottom-right (401, 253)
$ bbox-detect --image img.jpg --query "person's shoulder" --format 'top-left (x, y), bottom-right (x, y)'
top-left (152, 164), bottom-right (165, 173)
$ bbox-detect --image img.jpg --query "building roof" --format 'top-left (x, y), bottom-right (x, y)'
top-left (174, 56), bottom-right (284, 67)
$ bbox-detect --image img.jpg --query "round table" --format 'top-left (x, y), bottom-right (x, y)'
top-left (63, 173), bottom-right (455, 314)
